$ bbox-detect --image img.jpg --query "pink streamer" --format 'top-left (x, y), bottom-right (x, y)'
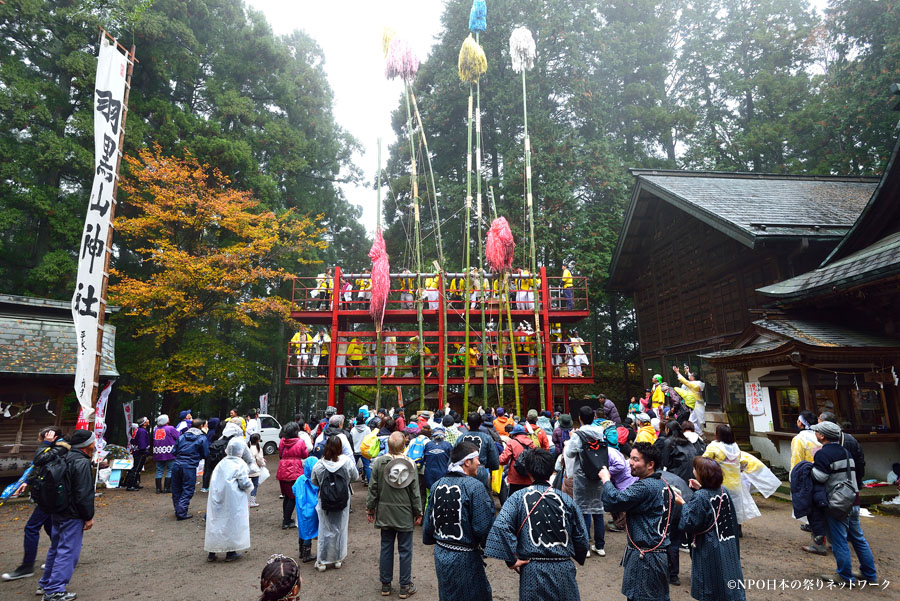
top-left (368, 229), bottom-right (390, 329)
top-left (385, 37), bottom-right (419, 81)
top-left (486, 216), bottom-right (515, 272)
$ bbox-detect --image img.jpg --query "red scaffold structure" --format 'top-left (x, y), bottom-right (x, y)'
top-left (284, 266), bottom-right (592, 416)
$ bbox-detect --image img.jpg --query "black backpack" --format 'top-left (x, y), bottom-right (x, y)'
top-left (29, 444), bottom-right (71, 514)
top-left (576, 431), bottom-right (609, 481)
top-left (319, 468), bottom-right (350, 512)
top-left (511, 438), bottom-right (533, 477)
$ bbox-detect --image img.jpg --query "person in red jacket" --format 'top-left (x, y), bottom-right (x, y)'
top-left (277, 422), bottom-right (309, 529)
top-left (499, 424), bottom-right (535, 494)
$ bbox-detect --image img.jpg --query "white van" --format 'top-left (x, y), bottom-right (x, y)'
top-left (258, 413), bottom-right (282, 455)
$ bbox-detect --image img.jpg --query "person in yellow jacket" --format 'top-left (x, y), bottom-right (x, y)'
top-left (789, 410), bottom-right (822, 474)
top-left (399, 269), bottom-right (414, 309)
top-left (347, 338), bottom-right (364, 376)
top-left (561, 261), bottom-right (574, 310)
top-left (317, 328), bottom-right (330, 377)
top-left (634, 413), bottom-right (657, 443)
top-left (356, 270), bottom-right (371, 305)
top-left (290, 327), bottom-right (311, 377)
top-left (674, 365), bottom-right (706, 431)
top-left (424, 275), bottom-right (439, 310)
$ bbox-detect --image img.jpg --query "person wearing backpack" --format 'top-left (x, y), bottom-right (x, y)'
top-left (350, 415), bottom-right (372, 484)
top-left (552, 413), bottom-right (573, 456)
top-left (37, 429), bottom-right (96, 601)
top-left (310, 436), bottom-right (358, 572)
top-left (809, 421), bottom-right (877, 586)
top-left (2, 427), bottom-right (64, 583)
top-left (499, 424), bottom-right (535, 493)
top-left (564, 406), bottom-right (608, 558)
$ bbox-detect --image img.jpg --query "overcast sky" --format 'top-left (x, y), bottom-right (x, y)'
top-left (246, 0), bottom-right (447, 235)
top-left (246, 0), bottom-right (829, 237)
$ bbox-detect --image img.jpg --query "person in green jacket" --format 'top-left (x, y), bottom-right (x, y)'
top-left (367, 432), bottom-right (422, 599)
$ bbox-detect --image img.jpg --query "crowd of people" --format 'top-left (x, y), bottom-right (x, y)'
top-left (1, 380), bottom-right (882, 601)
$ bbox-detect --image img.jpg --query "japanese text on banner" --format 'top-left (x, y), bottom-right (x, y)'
top-left (71, 38), bottom-right (128, 417)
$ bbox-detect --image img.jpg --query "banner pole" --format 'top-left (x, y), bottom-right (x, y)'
top-left (87, 34), bottom-right (136, 420)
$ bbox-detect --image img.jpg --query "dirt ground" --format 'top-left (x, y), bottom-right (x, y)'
top-left (0, 461), bottom-right (898, 601)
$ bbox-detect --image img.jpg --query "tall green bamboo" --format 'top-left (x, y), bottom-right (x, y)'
top-left (410, 90), bottom-right (447, 408)
top-left (403, 82), bottom-right (426, 409)
top-left (462, 90), bottom-right (474, 418)
top-left (475, 32), bottom-right (488, 407)
top-left (488, 189), bottom-right (520, 415)
top-left (510, 27), bottom-right (546, 412)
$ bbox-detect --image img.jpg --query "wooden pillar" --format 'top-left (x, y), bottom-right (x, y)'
top-left (799, 364), bottom-right (813, 413)
top-left (564, 384), bottom-right (570, 415)
top-left (327, 266), bottom-right (341, 408)
top-left (540, 267), bottom-right (554, 411)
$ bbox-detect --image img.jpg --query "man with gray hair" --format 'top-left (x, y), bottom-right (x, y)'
top-left (367, 432), bottom-right (422, 598)
top-left (314, 414), bottom-right (353, 461)
top-left (809, 421), bottom-right (877, 585)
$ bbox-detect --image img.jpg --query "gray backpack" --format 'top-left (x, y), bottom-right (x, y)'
top-left (825, 449), bottom-right (856, 519)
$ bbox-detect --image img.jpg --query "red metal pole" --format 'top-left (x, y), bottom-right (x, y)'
top-left (438, 274), bottom-right (446, 411)
top-left (327, 266), bottom-right (340, 408)
top-left (540, 266), bottom-right (553, 412)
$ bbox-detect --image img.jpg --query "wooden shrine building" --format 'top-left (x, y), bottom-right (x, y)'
top-left (0, 294), bottom-right (118, 475)
top-left (608, 170), bottom-right (877, 430)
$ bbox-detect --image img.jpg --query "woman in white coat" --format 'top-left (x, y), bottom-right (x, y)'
top-left (309, 436), bottom-right (358, 571)
top-left (205, 437), bottom-right (253, 562)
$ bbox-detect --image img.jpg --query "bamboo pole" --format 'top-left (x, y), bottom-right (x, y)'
top-left (403, 82), bottom-right (426, 410)
top-left (489, 189), bottom-right (520, 415)
top-left (462, 89), bottom-right (474, 418)
top-left (475, 32), bottom-right (488, 408)
top-left (521, 69), bottom-right (546, 412)
top-left (410, 90), bottom-right (447, 406)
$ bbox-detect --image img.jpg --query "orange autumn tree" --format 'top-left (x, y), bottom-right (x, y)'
top-left (110, 144), bottom-right (325, 413)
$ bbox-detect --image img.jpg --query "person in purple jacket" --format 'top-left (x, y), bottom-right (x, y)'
top-left (152, 414), bottom-right (180, 494)
top-left (124, 417), bottom-right (151, 491)
top-left (605, 444), bottom-right (637, 533)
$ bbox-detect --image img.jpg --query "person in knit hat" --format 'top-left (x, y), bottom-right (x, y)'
top-left (37, 430), bottom-right (96, 601)
top-left (152, 415), bottom-right (180, 493)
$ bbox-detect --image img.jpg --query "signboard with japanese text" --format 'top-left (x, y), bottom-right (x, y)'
top-left (259, 393), bottom-right (268, 415)
top-left (71, 38), bottom-right (128, 417)
top-left (745, 381), bottom-right (765, 416)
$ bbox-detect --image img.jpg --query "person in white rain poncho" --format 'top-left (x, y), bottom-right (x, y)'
top-left (309, 436), bottom-right (358, 571)
top-left (703, 425), bottom-right (780, 529)
top-left (205, 437), bottom-right (253, 562)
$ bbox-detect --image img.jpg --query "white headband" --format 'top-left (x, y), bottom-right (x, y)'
top-left (448, 451), bottom-right (479, 474)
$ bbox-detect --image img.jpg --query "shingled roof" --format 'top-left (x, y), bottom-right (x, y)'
top-left (0, 295), bottom-right (118, 377)
top-left (758, 230), bottom-right (900, 300)
top-left (631, 171), bottom-right (877, 246)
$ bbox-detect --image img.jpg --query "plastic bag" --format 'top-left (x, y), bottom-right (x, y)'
top-left (491, 468), bottom-right (502, 495)
top-left (259, 465), bottom-right (270, 485)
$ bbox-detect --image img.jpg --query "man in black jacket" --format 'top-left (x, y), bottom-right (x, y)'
top-left (2, 427), bottom-right (64, 582)
top-left (37, 430), bottom-right (96, 601)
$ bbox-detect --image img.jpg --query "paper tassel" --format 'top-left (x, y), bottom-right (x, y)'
top-left (385, 36), bottom-right (419, 81)
top-left (368, 229), bottom-right (390, 328)
top-left (382, 27), bottom-right (396, 58)
top-left (509, 26), bottom-right (536, 73)
top-left (458, 34), bottom-right (487, 84)
top-left (486, 216), bottom-right (515, 272)
top-left (469, 0), bottom-right (486, 33)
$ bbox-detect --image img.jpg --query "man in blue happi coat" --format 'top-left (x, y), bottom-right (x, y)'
top-left (485, 449), bottom-right (588, 601)
top-left (423, 441), bottom-right (495, 601)
top-left (600, 441), bottom-right (675, 601)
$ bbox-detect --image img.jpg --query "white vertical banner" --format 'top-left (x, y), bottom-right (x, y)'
top-left (93, 380), bottom-right (115, 451)
top-left (71, 37), bottom-right (128, 417)
top-left (122, 400), bottom-right (134, 438)
top-left (259, 393), bottom-right (268, 415)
